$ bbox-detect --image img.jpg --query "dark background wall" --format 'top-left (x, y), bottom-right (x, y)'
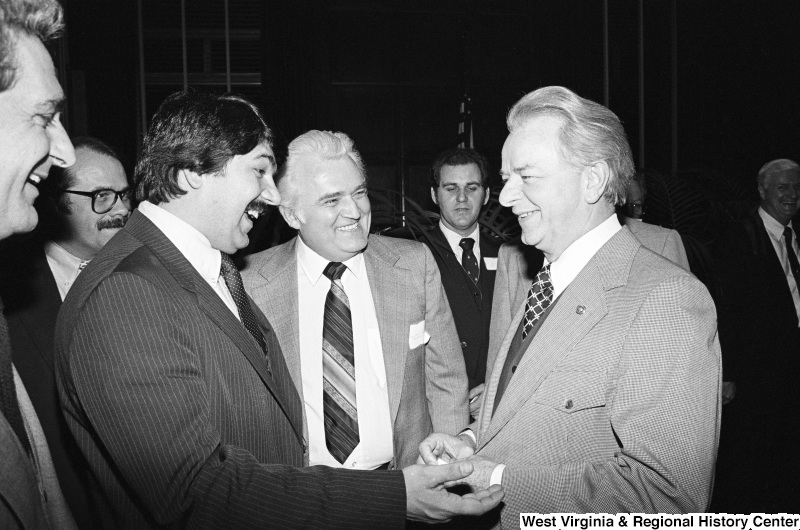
top-left (60, 0), bottom-right (799, 214)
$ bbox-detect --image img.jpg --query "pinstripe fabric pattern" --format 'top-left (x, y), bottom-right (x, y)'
top-left (479, 228), bottom-right (721, 524)
top-left (54, 211), bottom-right (406, 529)
top-left (243, 235), bottom-right (469, 469)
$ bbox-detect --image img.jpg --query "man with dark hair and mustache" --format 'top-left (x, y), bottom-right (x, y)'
top-left (0, 135), bottom-right (130, 527)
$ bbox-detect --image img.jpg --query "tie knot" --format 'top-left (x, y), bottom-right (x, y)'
top-left (323, 261), bottom-right (347, 281)
top-left (459, 237), bottom-right (475, 251)
top-left (536, 263), bottom-right (552, 287)
top-left (220, 252), bottom-right (237, 276)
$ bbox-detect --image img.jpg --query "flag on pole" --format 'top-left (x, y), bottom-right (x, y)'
top-left (457, 93), bottom-right (473, 149)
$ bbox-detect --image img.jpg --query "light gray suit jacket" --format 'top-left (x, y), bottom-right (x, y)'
top-left (243, 234), bottom-right (469, 468)
top-left (624, 217), bottom-right (689, 271)
top-left (479, 228), bottom-right (720, 522)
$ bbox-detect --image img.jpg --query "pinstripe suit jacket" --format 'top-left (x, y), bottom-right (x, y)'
top-left (54, 211), bottom-right (406, 529)
top-left (478, 228), bottom-right (720, 523)
top-left (242, 235), bottom-right (469, 469)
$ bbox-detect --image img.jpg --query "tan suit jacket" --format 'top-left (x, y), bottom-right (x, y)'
top-left (243, 234), bottom-right (469, 468)
top-left (480, 228), bottom-right (720, 522)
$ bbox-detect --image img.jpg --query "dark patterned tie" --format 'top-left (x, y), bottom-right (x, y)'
top-left (521, 264), bottom-right (554, 339)
top-left (220, 253), bottom-right (271, 374)
top-left (784, 227), bottom-right (800, 288)
top-left (322, 261), bottom-right (359, 463)
top-left (459, 237), bottom-right (480, 285)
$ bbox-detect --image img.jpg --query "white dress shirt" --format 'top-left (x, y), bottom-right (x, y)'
top-left (44, 241), bottom-right (89, 300)
top-left (488, 213), bottom-right (622, 485)
top-left (439, 221), bottom-right (482, 264)
top-left (758, 207), bottom-right (800, 322)
top-left (138, 201), bottom-right (239, 320)
top-left (295, 237), bottom-right (393, 469)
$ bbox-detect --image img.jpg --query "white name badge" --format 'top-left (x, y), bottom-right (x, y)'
top-left (484, 257), bottom-right (498, 270)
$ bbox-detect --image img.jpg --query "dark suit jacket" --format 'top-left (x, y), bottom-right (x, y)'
top-left (1, 307), bottom-right (47, 530)
top-left (712, 210), bottom-right (800, 511)
top-left (0, 244), bottom-right (94, 528)
top-left (422, 227), bottom-right (500, 389)
top-left (54, 211), bottom-right (405, 529)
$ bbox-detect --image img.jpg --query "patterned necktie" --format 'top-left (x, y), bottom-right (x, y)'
top-left (521, 264), bottom-right (554, 339)
top-left (783, 227), bottom-right (800, 288)
top-left (220, 253), bottom-right (271, 373)
top-left (322, 261), bottom-right (359, 463)
top-left (459, 237), bottom-right (480, 285)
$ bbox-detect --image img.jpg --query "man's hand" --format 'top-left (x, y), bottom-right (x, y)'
top-left (456, 454), bottom-right (498, 490)
top-left (418, 432), bottom-right (476, 465)
top-left (403, 462), bottom-right (504, 523)
top-left (469, 383), bottom-right (485, 417)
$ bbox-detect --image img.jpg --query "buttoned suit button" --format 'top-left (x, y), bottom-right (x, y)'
top-left (461, 341), bottom-right (468, 349)
top-left (576, 305), bottom-right (586, 315)
top-left (564, 399), bottom-right (574, 410)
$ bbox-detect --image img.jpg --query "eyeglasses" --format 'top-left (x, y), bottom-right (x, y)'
top-left (59, 188), bottom-right (133, 214)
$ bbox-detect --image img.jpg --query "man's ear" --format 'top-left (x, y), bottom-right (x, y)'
top-left (482, 188), bottom-right (490, 206)
top-left (177, 168), bottom-right (203, 191)
top-left (757, 184), bottom-right (766, 201)
top-left (279, 205), bottom-right (302, 230)
top-left (430, 187), bottom-right (439, 206)
top-left (584, 160), bottom-right (611, 204)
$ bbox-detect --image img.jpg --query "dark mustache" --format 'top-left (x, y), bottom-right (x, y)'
top-left (246, 199), bottom-right (270, 217)
top-left (97, 215), bottom-right (129, 230)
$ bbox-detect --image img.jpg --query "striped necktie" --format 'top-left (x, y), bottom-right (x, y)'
top-left (322, 261), bottom-right (359, 463)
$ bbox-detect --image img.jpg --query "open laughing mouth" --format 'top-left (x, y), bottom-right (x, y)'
top-left (27, 174), bottom-right (44, 186)
top-left (245, 199), bottom-right (269, 221)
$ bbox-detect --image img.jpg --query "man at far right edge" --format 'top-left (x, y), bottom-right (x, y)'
top-left (420, 86), bottom-right (721, 523)
top-left (711, 159), bottom-right (800, 513)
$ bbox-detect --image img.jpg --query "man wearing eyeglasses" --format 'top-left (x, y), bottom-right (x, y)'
top-left (0, 135), bottom-right (129, 528)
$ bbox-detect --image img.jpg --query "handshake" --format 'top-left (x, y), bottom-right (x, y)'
top-left (403, 431), bottom-right (503, 523)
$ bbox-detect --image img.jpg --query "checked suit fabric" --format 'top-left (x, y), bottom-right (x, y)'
top-left (322, 261), bottom-right (359, 463)
top-left (220, 253), bottom-right (272, 374)
top-left (459, 237), bottom-right (480, 285)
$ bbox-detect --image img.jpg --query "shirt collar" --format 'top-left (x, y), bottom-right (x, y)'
top-left (44, 240), bottom-right (85, 272)
top-left (548, 213), bottom-right (621, 299)
top-left (439, 220), bottom-right (480, 249)
top-left (138, 201), bottom-right (222, 283)
top-left (296, 235), bottom-right (364, 286)
top-left (759, 206), bottom-right (791, 241)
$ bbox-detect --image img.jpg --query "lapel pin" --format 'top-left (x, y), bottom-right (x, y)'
top-left (576, 305), bottom-right (586, 315)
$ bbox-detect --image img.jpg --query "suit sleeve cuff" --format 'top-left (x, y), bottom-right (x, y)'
top-left (490, 464), bottom-right (506, 486)
top-left (458, 428), bottom-right (477, 448)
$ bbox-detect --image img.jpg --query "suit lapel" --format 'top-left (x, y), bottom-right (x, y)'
top-left (126, 213), bottom-right (301, 437)
top-left (16, 250), bottom-right (61, 376)
top-left (254, 240), bottom-right (303, 400)
top-left (365, 237), bottom-right (408, 425)
top-left (479, 229), bottom-right (637, 448)
top-left (0, 413), bottom-right (45, 529)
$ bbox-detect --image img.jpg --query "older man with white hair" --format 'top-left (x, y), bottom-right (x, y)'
top-left (421, 86), bottom-right (720, 522)
top-left (243, 130), bottom-right (470, 472)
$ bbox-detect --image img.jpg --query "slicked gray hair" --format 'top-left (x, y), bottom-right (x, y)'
top-left (757, 159), bottom-right (800, 187)
top-left (507, 86), bottom-right (635, 206)
top-left (279, 130), bottom-right (365, 208)
top-left (0, 0), bottom-right (64, 92)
